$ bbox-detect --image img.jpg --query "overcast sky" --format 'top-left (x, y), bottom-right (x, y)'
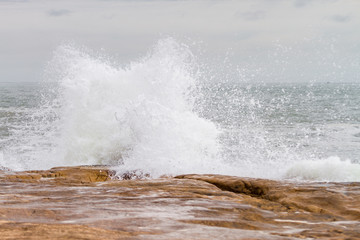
top-left (0, 0), bottom-right (359, 82)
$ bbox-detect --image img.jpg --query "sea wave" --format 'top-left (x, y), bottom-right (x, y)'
top-left (1, 38), bottom-right (359, 182)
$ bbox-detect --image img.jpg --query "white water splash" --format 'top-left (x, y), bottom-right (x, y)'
top-left (1, 38), bottom-right (360, 182)
top-left (47, 38), bottom-right (222, 177)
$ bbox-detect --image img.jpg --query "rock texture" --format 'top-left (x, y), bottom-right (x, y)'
top-left (0, 166), bottom-right (359, 239)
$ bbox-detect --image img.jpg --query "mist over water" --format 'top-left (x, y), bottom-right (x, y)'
top-left (1, 38), bottom-right (360, 181)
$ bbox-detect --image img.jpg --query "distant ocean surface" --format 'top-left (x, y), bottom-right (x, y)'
top-left (1, 39), bottom-right (360, 181)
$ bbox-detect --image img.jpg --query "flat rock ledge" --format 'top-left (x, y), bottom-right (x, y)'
top-left (0, 166), bottom-right (360, 239)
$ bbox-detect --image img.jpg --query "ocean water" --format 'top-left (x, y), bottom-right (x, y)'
top-left (1, 38), bottom-right (360, 182)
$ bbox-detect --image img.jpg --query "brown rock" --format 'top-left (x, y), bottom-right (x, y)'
top-left (177, 174), bottom-right (360, 220)
top-left (3, 165), bottom-right (114, 184)
top-left (0, 167), bottom-right (359, 239)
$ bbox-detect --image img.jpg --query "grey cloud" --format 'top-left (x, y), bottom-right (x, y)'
top-left (235, 11), bottom-right (265, 21)
top-left (48, 9), bottom-right (71, 17)
top-left (0, 0), bottom-right (28, 2)
top-left (294, 0), bottom-right (313, 8)
top-left (330, 15), bottom-right (350, 23)
top-left (97, 0), bottom-right (185, 1)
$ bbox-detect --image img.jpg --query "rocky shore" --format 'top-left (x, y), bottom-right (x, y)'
top-left (0, 166), bottom-right (359, 239)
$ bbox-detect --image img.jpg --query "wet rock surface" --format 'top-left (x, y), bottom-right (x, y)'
top-left (0, 166), bottom-right (359, 239)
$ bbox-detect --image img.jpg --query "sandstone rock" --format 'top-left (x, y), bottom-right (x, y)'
top-left (3, 166), bottom-right (114, 184)
top-left (176, 174), bottom-right (360, 220)
top-left (0, 167), bottom-right (359, 239)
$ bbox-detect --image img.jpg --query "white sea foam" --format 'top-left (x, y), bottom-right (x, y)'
top-left (284, 157), bottom-right (360, 182)
top-left (0, 151), bottom-right (3, 167)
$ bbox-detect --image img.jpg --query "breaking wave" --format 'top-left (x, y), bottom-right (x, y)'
top-left (1, 38), bottom-right (360, 181)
